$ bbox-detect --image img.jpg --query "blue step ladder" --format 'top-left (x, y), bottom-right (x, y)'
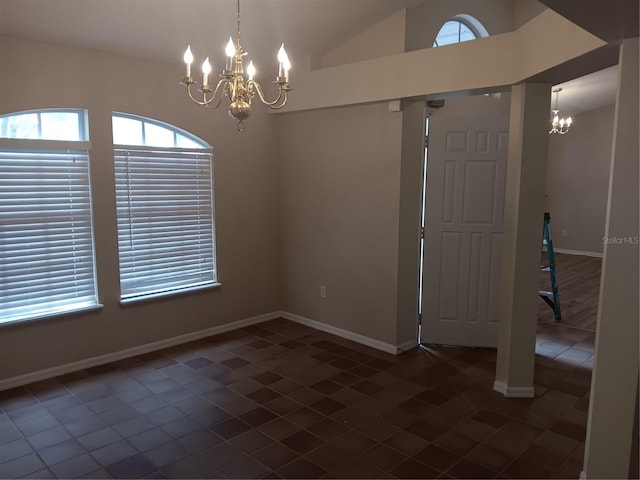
top-left (539, 212), bottom-right (561, 320)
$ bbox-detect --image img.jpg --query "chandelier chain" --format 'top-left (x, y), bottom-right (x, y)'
top-left (236, 0), bottom-right (241, 47)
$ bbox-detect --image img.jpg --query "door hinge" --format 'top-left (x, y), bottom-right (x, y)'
top-left (420, 227), bottom-right (425, 239)
top-left (424, 135), bottom-right (429, 148)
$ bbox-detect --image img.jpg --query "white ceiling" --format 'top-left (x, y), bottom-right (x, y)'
top-left (0, 0), bottom-right (424, 66)
top-left (0, 0), bottom-right (621, 115)
top-left (554, 66), bottom-right (618, 116)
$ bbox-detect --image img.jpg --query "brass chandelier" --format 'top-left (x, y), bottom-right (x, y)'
top-left (179, 0), bottom-right (292, 132)
top-left (549, 88), bottom-right (572, 135)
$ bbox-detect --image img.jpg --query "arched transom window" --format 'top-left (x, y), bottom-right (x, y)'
top-left (433, 15), bottom-right (489, 47)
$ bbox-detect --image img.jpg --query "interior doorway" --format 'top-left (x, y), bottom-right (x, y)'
top-left (417, 95), bottom-right (511, 348)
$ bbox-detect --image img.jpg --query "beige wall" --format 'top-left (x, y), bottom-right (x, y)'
top-left (512, 0), bottom-right (548, 29)
top-left (317, 9), bottom-right (407, 69)
top-left (0, 35), bottom-right (281, 381)
top-left (395, 100), bottom-right (426, 348)
top-left (546, 104), bottom-right (615, 254)
top-left (276, 102), bottom-right (403, 345)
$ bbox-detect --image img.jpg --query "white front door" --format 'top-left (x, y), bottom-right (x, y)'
top-left (421, 113), bottom-right (509, 347)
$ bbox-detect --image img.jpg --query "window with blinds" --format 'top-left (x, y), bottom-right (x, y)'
top-left (0, 109), bottom-right (99, 324)
top-left (112, 113), bottom-right (217, 301)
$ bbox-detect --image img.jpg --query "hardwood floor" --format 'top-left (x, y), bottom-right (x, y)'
top-left (538, 252), bottom-right (602, 332)
top-left (535, 252), bottom-right (601, 402)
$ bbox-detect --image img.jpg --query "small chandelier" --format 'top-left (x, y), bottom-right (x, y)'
top-left (549, 87), bottom-right (572, 135)
top-left (179, 0), bottom-right (292, 132)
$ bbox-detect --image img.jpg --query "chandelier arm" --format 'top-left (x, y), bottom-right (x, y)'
top-left (267, 92), bottom-right (289, 110)
top-left (186, 79), bottom-right (228, 107)
top-left (186, 85), bottom-right (212, 106)
top-left (250, 80), bottom-right (287, 107)
top-left (213, 79), bottom-right (232, 104)
top-left (203, 82), bottom-right (229, 110)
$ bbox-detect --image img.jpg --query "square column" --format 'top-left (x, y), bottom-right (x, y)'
top-left (494, 82), bottom-right (551, 397)
top-left (582, 37), bottom-right (639, 479)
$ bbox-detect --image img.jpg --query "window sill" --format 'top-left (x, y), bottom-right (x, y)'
top-left (0, 304), bottom-right (105, 328)
top-left (119, 282), bottom-right (222, 306)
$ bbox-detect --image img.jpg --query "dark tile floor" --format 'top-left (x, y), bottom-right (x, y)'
top-left (0, 317), bottom-right (594, 479)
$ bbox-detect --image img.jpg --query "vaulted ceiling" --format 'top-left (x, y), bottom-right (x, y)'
top-left (539, 0), bottom-right (638, 42)
top-left (0, 0), bottom-right (424, 65)
top-left (0, 0), bottom-right (637, 115)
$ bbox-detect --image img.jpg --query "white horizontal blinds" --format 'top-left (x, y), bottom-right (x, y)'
top-left (0, 148), bottom-right (98, 323)
top-left (114, 147), bottom-right (216, 299)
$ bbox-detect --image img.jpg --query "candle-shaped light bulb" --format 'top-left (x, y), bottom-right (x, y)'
top-left (202, 57), bottom-right (212, 86)
top-left (226, 38), bottom-right (236, 57)
top-left (277, 44), bottom-right (289, 64)
top-left (226, 37), bottom-right (235, 71)
top-left (277, 43), bottom-right (289, 78)
top-left (184, 45), bottom-right (194, 77)
top-left (247, 61), bottom-right (256, 81)
top-left (566, 117), bottom-right (572, 127)
top-left (553, 114), bottom-right (559, 125)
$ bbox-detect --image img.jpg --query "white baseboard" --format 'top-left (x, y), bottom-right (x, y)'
top-left (279, 311), bottom-right (404, 355)
top-left (0, 312), bottom-right (280, 391)
top-left (544, 247), bottom-right (603, 258)
top-left (1, 310), bottom-right (415, 391)
top-left (580, 471), bottom-right (587, 479)
top-left (493, 381), bottom-right (535, 398)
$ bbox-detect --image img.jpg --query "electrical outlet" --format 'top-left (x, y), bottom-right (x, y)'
top-left (320, 285), bottom-right (327, 299)
top-left (561, 229), bottom-right (568, 237)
